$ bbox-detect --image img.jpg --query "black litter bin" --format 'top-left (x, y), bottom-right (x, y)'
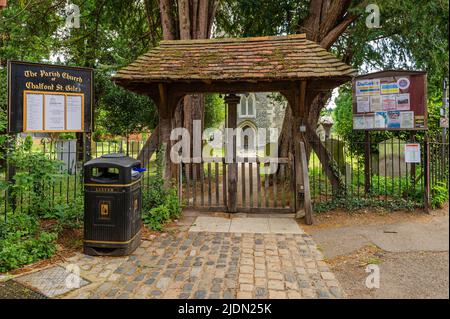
top-left (83, 153), bottom-right (143, 256)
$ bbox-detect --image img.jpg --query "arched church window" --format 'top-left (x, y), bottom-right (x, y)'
top-left (238, 94), bottom-right (256, 118)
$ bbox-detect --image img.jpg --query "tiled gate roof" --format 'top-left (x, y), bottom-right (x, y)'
top-left (113, 34), bottom-right (355, 84)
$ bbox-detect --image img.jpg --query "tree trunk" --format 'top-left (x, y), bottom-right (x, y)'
top-left (277, 0), bottom-right (359, 195)
top-left (138, 1), bottom-right (215, 173)
top-left (137, 125), bottom-right (160, 167)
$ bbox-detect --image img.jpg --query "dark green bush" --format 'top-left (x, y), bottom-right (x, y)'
top-left (313, 196), bottom-right (416, 213)
top-left (141, 149), bottom-right (181, 231)
top-left (430, 182), bottom-right (449, 209)
top-left (0, 214), bottom-right (57, 273)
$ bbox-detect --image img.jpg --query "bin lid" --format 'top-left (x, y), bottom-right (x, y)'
top-left (84, 153), bottom-right (141, 168)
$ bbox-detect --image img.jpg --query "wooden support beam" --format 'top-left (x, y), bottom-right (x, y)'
top-left (225, 94), bottom-right (240, 213)
top-left (299, 141), bottom-right (313, 225)
top-left (157, 83), bottom-right (175, 185)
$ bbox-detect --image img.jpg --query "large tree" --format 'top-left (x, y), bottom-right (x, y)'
top-left (138, 0), bottom-right (218, 173)
top-left (216, 0), bottom-right (449, 194)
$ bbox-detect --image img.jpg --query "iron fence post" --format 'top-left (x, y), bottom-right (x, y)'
top-left (423, 135), bottom-right (431, 213)
top-left (364, 131), bottom-right (371, 194)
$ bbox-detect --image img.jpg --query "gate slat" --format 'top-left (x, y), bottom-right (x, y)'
top-left (200, 162), bottom-right (204, 206)
top-left (249, 162), bottom-right (253, 208)
top-left (273, 165), bottom-right (277, 208)
top-left (280, 165), bottom-right (286, 208)
top-left (223, 162), bottom-right (227, 207)
top-left (185, 163), bottom-right (190, 206)
top-left (192, 163), bottom-right (197, 207)
top-left (264, 163), bottom-right (269, 207)
top-left (215, 162), bottom-right (219, 205)
top-left (257, 162), bottom-right (261, 208)
top-left (208, 162), bottom-right (212, 206)
top-left (241, 162), bottom-right (246, 207)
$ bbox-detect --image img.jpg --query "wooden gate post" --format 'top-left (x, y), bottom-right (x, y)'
top-left (225, 94), bottom-right (240, 213)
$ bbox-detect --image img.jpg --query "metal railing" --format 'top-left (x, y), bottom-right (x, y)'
top-left (1, 134), bottom-right (448, 220)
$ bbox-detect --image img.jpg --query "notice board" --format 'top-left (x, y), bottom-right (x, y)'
top-left (7, 61), bottom-right (93, 133)
top-left (352, 70), bottom-right (427, 131)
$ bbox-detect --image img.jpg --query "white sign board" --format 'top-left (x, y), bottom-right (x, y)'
top-left (66, 95), bottom-right (83, 130)
top-left (23, 91), bottom-right (84, 132)
top-left (45, 94), bottom-right (65, 131)
top-left (25, 93), bottom-right (44, 131)
top-left (405, 143), bottom-right (421, 163)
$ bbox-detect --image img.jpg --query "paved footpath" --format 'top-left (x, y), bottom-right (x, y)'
top-left (15, 218), bottom-right (344, 299)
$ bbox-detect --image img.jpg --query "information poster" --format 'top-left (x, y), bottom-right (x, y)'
top-left (387, 111), bottom-right (401, 128)
top-left (23, 91), bottom-right (84, 132)
top-left (45, 94), bottom-right (65, 130)
top-left (381, 82), bottom-right (399, 94)
top-left (400, 111), bottom-right (414, 128)
top-left (356, 96), bottom-right (370, 113)
top-left (353, 116), bottom-right (365, 130)
top-left (374, 112), bottom-right (387, 128)
top-left (405, 143), bottom-right (421, 163)
top-left (356, 79), bottom-right (380, 96)
top-left (364, 114), bottom-right (374, 129)
top-left (382, 95), bottom-right (397, 111)
top-left (66, 95), bottom-right (83, 130)
top-left (370, 95), bottom-right (382, 112)
top-left (25, 93), bottom-right (44, 131)
top-left (396, 93), bottom-right (410, 110)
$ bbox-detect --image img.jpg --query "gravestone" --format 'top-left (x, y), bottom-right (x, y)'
top-left (324, 138), bottom-right (346, 175)
top-left (55, 139), bottom-right (77, 174)
top-left (378, 138), bottom-right (408, 177)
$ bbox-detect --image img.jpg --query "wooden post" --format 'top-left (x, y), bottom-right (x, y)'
top-left (157, 84), bottom-right (174, 185)
top-left (225, 94), bottom-right (240, 213)
top-left (290, 81), bottom-right (314, 224)
top-left (364, 131), bottom-right (371, 194)
top-left (299, 141), bottom-right (313, 225)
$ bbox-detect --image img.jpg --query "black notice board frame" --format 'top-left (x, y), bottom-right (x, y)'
top-left (7, 60), bottom-right (94, 133)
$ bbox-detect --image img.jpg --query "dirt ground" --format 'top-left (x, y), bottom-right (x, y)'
top-left (302, 204), bottom-right (449, 299)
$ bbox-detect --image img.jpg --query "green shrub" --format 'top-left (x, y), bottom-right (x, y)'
top-left (42, 194), bottom-right (84, 230)
top-left (313, 196), bottom-right (416, 213)
top-left (0, 214), bottom-right (57, 273)
top-left (141, 149), bottom-right (181, 231)
top-left (8, 138), bottom-right (65, 216)
top-left (430, 182), bottom-right (449, 209)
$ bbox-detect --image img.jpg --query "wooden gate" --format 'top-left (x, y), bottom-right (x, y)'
top-left (179, 156), bottom-right (295, 213)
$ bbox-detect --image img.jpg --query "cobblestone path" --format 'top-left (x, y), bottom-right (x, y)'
top-left (58, 231), bottom-right (343, 299)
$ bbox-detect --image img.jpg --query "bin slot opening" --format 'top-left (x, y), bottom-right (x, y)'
top-left (91, 167), bottom-right (120, 182)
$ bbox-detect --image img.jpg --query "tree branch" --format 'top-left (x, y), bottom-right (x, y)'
top-left (319, 13), bottom-right (358, 50)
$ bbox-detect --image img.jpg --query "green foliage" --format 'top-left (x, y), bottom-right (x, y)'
top-left (42, 195), bottom-right (84, 230)
top-left (204, 94), bottom-right (225, 129)
top-left (94, 70), bottom-right (158, 138)
top-left (7, 138), bottom-right (65, 216)
top-left (0, 213), bottom-right (57, 273)
top-left (313, 196), bottom-right (416, 214)
top-left (141, 149), bottom-right (181, 231)
top-left (430, 182), bottom-right (449, 209)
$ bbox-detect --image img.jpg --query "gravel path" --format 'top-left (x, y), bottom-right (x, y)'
top-left (307, 210), bottom-right (449, 299)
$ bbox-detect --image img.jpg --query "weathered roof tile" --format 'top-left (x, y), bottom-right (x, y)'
top-left (114, 34), bottom-right (355, 84)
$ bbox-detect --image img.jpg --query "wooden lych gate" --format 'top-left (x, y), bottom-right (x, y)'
top-left (179, 156), bottom-right (295, 213)
top-left (114, 34), bottom-right (355, 224)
